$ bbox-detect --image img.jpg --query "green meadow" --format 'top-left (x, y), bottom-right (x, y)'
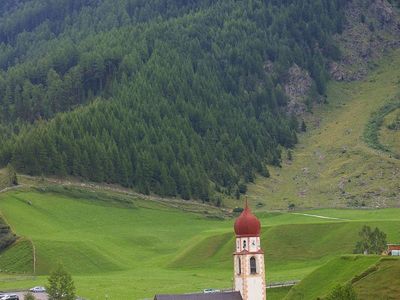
top-left (287, 256), bottom-right (400, 299)
top-left (1, 189), bottom-right (400, 299)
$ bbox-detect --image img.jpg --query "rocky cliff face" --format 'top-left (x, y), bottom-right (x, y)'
top-left (283, 0), bottom-right (400, 116)
top-left (331, 0), bottom-right (400, 81)
top-left (283, 64), bottom-right (313, 116)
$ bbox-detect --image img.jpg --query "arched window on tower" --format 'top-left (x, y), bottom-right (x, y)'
top-left (243, 240), bottom-right (247, 250)
top-left (237, 257), bottom-right (241, 275)
top-left (250, 257), bottom-right (257, 274)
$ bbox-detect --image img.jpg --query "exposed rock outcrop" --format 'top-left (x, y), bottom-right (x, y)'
top-left (283, 64), bottom-right (313, 115)
top-left (331, 0), bottom-right (400, 81)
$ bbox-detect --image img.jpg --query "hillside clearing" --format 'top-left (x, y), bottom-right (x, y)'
top-left (248, 49), bottom-right (400, 210)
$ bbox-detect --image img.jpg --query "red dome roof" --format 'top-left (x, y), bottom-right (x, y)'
top-left (234, 200), bottom-right (261, 237)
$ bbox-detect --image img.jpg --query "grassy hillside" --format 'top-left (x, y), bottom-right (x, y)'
top-left (285, 255), bottom-right (381, 299)
top-left (354, 257), bottom-right (400, 299)
top-left (0, 239), bottom-right (33, 274)
top-left (286, 256), bottom-right (400, 300)
top-left (170, 218), bottom-right (400, 282)
top-left (248, 49), bottom-right (400, 210)
top-left (1, 189), bottom-right (400, 298)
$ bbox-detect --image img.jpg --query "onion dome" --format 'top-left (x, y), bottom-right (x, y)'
top-left (234, 200), bottom-right (261, 237)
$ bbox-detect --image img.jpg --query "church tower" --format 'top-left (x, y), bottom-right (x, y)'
top-left (233, 200), bottom-right (266, 300)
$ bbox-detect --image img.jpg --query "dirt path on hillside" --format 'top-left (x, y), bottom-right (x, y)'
top-left (292, 213), bottom-right (349, 221)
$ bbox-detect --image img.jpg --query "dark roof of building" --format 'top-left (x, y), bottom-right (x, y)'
top-left (154, 291), bottom-right (243, 300)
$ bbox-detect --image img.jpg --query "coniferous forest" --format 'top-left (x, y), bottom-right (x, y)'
top-left (0, 0), bottom-right (347, 203)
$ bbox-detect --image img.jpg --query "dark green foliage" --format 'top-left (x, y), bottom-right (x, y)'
top-left (0, 0), bottom-right (347, 200)
top-left (46, 264), bottom-right (76, 300)
top-left (354, 225), bottom-right (387, 255)
top-left (350, 265), bottom-right (378, 284)
top-left (325, 283), bottom-right (357, 300)
top-left (287, 149), bottom-right (293, 161)
top-left (238, 183), bottom-right (247, 194)
top-left (387, 112), bottom-right (400, 130)
top-left (6, 163), bottom-right (18, 185)
top-left (363, 98), bottom-right (400, 158)
top-left (301, 120), bottom-right (307, 132)
top-left (0, 217), bottom-right (17, 251)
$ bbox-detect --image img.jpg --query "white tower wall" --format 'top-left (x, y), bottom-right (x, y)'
top-left (233, 237), bottom-right (266, 300)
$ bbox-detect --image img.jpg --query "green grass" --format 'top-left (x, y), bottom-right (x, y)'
top-left (248, 49), bottom-right (400, 210)
top-left (0, 190), bottom-right (235, 298)
top-left (285, 255), bottom-right (381, 300)
top-left (268, 287), bottom-right (292, 300)
top-left (2, 189), bottom-right (400, 298)
top-left (285, 256), bottom-right (400, 300)
top-left (0, 239), bottom-right (33, 274)
top-left (354, 257), bottom-right (400, 299)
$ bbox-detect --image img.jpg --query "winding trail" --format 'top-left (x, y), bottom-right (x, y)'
top-left (292, 213), bottom-right (349, 221)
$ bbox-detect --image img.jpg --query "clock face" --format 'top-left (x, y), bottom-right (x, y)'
top-left (252, 240), bottom-right (256, 246)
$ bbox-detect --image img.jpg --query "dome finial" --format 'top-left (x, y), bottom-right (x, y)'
top-left (234, 197), bottom-right (261, 237)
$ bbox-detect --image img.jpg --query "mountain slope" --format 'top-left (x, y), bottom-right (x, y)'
top-left (353, 257), bottom-right (400, 299)
top-left (285, 256), bottom-right (400, 300)
top-left (285, 255), bottom-right (381, 299)
top-left (249, 49), bottom-right (400, 210)
top-left (0, 0), bottom-right (348, 201)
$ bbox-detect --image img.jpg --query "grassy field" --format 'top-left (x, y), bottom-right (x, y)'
top-left (1, 189), bottom-right (400, 299)
top-left (0, 238), bottom-right (33, 274)
top-left (248, 50), bottom-right (400, 210)
top-left (354, 257), bottom-right (400, 299)
top-left (285, 255), bottom-right (381, 299)
top-left (286, 256), bottom-right (400, 300)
